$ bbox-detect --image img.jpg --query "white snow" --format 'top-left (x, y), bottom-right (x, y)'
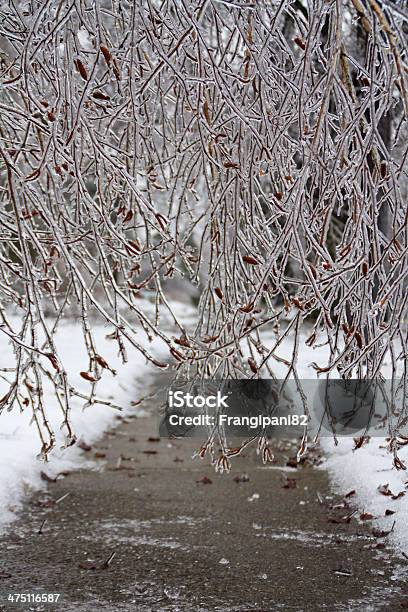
top-left (0, 300), bottom-right (194, 531)
top-left (322, 437), bottom-right (408, 552)
top-left (77, 28), bottom-right (94, 51)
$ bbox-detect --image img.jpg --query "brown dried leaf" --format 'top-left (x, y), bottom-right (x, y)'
top-left (239, 302), bottom-right (254, 313)
top-left (294, 36), bottom-right (306, 50)
top-left (100, 45), bottom-right (112, 65)
top-left (170, 347), bottom-right (184, 362)
top-left (354, 331), bottom-right (363, 349)
top-left (223, 161), bottom-right (239, 169)
top-left (202, 334), bottom-right (218, 343)
top-left (80, 371), bottom-right (97, 382)
top-left (123, 210), bottom-right (133, 224)
top-left (92, 90), bottom-right (110, 101)
top-left (291, 297), bottom-right (303, 310)
top-left (203, 99), bottom-right (211, 123)
top-left (214, 287), bottom-right (224, 300)
top-left (377, 483), bottom-right (392, 496)
top-left (248, 358), bottom-right (258, 374)
top-left (243, 255), bottom-right (259, 265)
top-left (77, 440), bottom-right (92, 452)
top-left (174, 335), bottom-right (190, 347)
top-left (74, 59), bottom-right (88, 80)
top-left (45, 353), bottom-right (59, 371)
top-left (127, 239), bottom-right (141, 253)
top-left (155, 213), bottom-right (168, 231)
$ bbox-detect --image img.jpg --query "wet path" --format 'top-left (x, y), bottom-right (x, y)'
top-left (0, 376), bottom-right (407, 611)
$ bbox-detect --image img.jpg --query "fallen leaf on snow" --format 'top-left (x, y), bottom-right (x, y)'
top-left (378, 483), bottom-right (392, 496)
top-left (77, 440), bottom-right (92, 451)
top-left (377, 483), bottom-right (405, 499)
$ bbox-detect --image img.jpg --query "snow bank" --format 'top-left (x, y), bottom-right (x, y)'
top-left (254, 330), bottom-right (408, 552)
top-left (0, 301), bottom-right (194, 531)
top-left (322, 437), bottom-right (408, 551)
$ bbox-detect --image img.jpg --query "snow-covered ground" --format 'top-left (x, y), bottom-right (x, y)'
top-left (323, 436), bottom-right (408, 552)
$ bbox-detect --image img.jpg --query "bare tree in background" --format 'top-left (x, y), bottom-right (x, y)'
top-left (0, 0), bottom-right (407, 464)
